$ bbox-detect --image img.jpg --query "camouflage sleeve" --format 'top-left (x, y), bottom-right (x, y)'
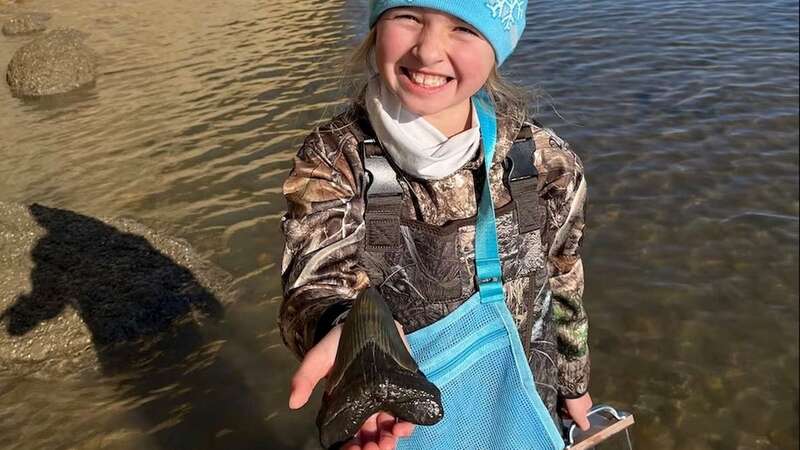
top-left (279, 125), bottom-right (369, 359)
top-left (546, 142), bottom-right (590, 399)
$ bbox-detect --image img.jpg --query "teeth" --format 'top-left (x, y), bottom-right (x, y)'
top-left (409, 70), bottom-right (448, 87)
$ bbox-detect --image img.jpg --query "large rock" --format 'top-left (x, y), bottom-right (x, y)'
top-left (2, 14), bottom-right (47, 36)
top-left (0, 202), bottom-right (234, 375)
top-left (6, 28), bottom-right (99, 97)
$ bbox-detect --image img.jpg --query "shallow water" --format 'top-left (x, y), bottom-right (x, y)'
top-left (0, 0), bottom-right (797, 449)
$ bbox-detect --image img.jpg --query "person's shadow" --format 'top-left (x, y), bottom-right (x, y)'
top-left (1, 204), bottom-right (277, 449)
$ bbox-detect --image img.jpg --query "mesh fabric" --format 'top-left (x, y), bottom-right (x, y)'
top-left (397, 293), bottom-right (565, 450)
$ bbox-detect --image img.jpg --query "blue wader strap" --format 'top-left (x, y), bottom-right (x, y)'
top-left (473, 93), bottom-right (504, 304)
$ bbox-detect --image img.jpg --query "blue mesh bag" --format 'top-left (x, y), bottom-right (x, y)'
top-left (395, 94), bottom-right (565, 450)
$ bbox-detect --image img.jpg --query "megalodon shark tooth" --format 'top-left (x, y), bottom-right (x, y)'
top-left (317, 287), bottom-right (443, 449)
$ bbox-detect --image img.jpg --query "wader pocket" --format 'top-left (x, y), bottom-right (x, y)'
top-left (424, 325), bottom-right (505, 384)
top-left (397, 293), bottom-right (564, 450)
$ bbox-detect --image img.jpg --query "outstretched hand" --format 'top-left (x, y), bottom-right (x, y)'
top-left (289, 323), bottom-right (416, 450)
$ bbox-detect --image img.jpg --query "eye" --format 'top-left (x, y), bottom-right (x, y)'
top-left (455, 26), bottom-right (478, 36)
top-left (393, 13), bottom-right (420, 22)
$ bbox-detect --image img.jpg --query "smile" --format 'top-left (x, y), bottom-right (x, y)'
top-left (401, 67), bottom-right (454, 89)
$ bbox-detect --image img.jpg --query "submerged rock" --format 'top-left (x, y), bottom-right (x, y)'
top-left (6, 28), bottom-right (99, 97)
top-left (2, 14), bottom-right (47, 36)
top-left (0, 202), bottom-right (234, 376)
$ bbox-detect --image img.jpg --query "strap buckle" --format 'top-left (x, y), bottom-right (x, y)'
top-left (475, 257), bottom-right (504, 302)
top-left (475, 257), bottom-right (502, 282)
top-left (505, 137), bottom-right (539, 183)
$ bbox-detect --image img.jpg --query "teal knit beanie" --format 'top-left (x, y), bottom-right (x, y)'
top-left (368, 0), bottom-right (527, 65)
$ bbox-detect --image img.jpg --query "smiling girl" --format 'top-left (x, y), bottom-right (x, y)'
top-left (280, 2), bottom-right (592, 449)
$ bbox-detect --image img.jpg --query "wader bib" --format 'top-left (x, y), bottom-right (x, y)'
top-left (386, 95), bottom-right (564, 450)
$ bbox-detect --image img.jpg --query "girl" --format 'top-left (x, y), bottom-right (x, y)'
top-left (280, 2), bottom-right (592, 449)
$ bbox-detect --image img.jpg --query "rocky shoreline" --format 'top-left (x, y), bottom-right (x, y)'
top-left (0, 202), bottom-right (235, 377)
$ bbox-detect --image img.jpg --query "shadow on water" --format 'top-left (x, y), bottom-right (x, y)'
top-left (15, 83), bottom-right (101, 115)
top-left (1, 204), bottom-right (282, 449)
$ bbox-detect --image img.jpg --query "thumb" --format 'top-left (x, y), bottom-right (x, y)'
top-left (289, 326), bottom-right (341, 409)
top-left (566, 400), bottom-right (591, 431)
top-left (394, 320), bottom-right (411, 353)
top-left (573, 411), bottom-right (590, 431)
top-left (563, 393), bottom-right (593, 431)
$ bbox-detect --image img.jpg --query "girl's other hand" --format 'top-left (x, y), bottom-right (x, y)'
top-left (564, 392), bottom-right (593, 431)
top-left (288, 322), bottom-right (415, 450)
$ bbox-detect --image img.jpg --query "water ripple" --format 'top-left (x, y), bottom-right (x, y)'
top-left (0, 0), bottom-right (797, 449)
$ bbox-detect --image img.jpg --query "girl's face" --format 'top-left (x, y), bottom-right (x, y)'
top-left (375, 7), bottom-right (495, 124)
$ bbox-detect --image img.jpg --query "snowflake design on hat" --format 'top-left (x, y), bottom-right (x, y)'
top-left (485, 0), bottom-right (525, 31)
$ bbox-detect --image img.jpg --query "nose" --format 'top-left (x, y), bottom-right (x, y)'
top-left (412, 27), bottom-right (445, 66)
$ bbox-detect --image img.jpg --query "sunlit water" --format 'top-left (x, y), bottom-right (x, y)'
top-left (0, 0), bottom-right (797, 449)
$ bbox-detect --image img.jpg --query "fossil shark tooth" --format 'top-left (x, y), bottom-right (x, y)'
top-left (317, 287), bottom-right (443, 449)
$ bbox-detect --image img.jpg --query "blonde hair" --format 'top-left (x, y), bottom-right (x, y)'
top-left (341, 28), bottom-right (533, 121)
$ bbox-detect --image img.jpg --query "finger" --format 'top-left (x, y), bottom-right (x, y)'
top-left (376, 412), bottom-right (396, 433)
top-left (378, 432), bottom-right (397, 450)
top-left (342, 440), bottom-right (362, 450)
top-left (362, 442), bottom-right (380, 450)
top-left (288, 357), bottom-right (324, 409)
top-left (288, 376), bottom-right (313, 409)
top-left (576, 417), bottom-right (590, 431)
top-left (376, 413), bottom-right (398, 450)
top-left (358, 412), bottom-right (380, 443)
top-left (392, 420), bottom-right (415, 438)
top-left (289, 328), bottom-right (341, 409)
top-left (573, 411), bottom-right (590, 431)
top-left (394, 321), bottom-right (411, 353)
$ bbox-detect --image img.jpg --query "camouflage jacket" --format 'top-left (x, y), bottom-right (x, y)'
top-left (279, 98), bottom-right (590, 401)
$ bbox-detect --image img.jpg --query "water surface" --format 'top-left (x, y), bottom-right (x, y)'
top-left (0, 0), bottom-right (797, 449)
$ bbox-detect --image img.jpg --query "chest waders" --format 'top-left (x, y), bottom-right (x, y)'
top-left (363, 94), bottom-right (564, 450)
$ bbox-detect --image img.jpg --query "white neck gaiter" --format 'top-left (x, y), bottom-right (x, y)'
top-left (365, 76), bottom-right (480, 180)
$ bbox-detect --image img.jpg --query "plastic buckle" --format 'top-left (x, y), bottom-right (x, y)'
top-left (476, 278), bottom-right (504, 303)
top-left (477, 282), bottom-right (504, 302)
top-left (478, 275), bottom-right (501, 284)
top-left (475, 257), bottom-right (503, 302)
top-left (475, 257), bottom-right (502, 276)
